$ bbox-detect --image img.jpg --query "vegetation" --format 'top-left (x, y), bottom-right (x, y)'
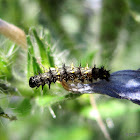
top-left (0, 0), bottom-right (140, 140)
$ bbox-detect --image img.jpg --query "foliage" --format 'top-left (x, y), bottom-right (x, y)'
top-left (0, 0), bottom-right (140, 140)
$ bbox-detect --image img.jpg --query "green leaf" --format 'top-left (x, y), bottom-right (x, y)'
top-left (27, 35), bottom-right (42, 76)
top-left (17, 98), bottom-right (31, 116)
top-left (27, 35), bottom-right (34, 78)
top-left (32, 56), bottom-right (42, 75)
top-left (27, 35), bottom-right (35, 56)
top-left (45, 29), bottom-right (51, 45)
top-left (46, 45), bottom-right (55, 67)
top-left (36, 95), bottom-right (65, 107)
top-left (32, 28), bottom-right (55, 68)
top-left (32, 28), bottom-right (49, 66)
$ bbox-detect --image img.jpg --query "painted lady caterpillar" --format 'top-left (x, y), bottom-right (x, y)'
top-left (29, 64), bottom-right (110, 91)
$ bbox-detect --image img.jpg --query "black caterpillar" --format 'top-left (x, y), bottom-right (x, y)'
top-left (29, 64), bottom-right (110, 90)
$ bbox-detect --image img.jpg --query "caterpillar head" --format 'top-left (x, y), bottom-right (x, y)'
top-left (29, 75), bottom-right (43, 88)
top-left (29, 76), bottom-right (37, 88)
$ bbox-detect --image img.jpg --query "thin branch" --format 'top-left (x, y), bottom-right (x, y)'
top-left (89, 94), bottom-right (111, 140)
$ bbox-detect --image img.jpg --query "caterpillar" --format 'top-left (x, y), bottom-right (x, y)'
top-left (29, 64), bottom-right (110, 91)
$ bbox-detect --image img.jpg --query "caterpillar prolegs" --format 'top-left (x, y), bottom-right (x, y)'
top-left (29, 64), bottom-right (110, 91)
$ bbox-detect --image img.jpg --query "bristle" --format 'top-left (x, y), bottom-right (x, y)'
top-left (71, 62), bottom-right (74, 70)
top-left (55, 65), bottom-right (59, 72)
top-left (85, 64), bottom-right (89, 70)
top-left (42, 84), bottom-right (44, 90)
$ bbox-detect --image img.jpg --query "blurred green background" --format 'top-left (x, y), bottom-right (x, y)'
top-left (0, 0), bottom-right (140, 140)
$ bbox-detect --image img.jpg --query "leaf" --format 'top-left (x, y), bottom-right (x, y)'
top-left (36, 95), bottom-right (65, 107)
top-left (32, 28), bottom-right (55, 68)
top-left (17, 98), bottom-right (31, 116)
